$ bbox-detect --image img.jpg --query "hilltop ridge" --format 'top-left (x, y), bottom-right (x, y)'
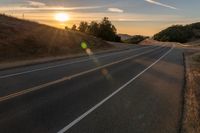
top-left (154, 22), bottom-right (200, 43)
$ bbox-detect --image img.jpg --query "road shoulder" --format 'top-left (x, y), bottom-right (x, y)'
top-left (181, 50), bottom-right (200, 133)
top-left (0, 44), bottom-right (136, 71)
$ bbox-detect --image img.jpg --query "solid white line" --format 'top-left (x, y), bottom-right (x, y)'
top-left (0, 45), bottom-right (156, 79)
top-left (0, 45), bottom-right (163, 102)
top-left (57, 45), bottom-right (174, 133)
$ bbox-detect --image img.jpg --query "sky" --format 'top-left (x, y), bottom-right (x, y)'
top-left (0, 0), bottom-right (200, 36)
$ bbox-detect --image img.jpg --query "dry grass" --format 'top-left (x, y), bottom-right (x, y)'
top-left (139, 39), bottom-right (160, 45)
top-left (182, 51), bottom-right (200, 133)
top-left (192, 53), bottom-right (200, 62)
top-left (139, 38), bottom-right (174, 45)
top-left (185, 40), bottom-right (200, 47)
top-left (0, 14), bottom-right (112, 63)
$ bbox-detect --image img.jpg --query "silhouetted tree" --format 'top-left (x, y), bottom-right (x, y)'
top-left (65, 26), bottom-right (70, 31)
top-left (71, 17), bottom-right (121, 42)
top-left (98, 17), bottom-right (120, 42)
top-left (71, 24), bottom-right (77, 31)
top-left (87, 21), bottom-right (99, 36)
top-left (78, 21), bottom-right (88, 32)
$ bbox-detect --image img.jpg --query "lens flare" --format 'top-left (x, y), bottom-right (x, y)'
top-left (80, 41), bottom-right (112, 80)
top-left (81, 42), bottom-right (88, 49)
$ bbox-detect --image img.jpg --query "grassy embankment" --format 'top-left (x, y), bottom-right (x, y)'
top-left (0, 14), bottom-right (112, 63)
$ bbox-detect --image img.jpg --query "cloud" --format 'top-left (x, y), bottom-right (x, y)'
top-left (145, 0), bottom-right (178, 10)
top-left (27, 1), bottom-right (46, 8)
top-left (108, 8), bottom-right (124, 13)
top-left (0, 6), bottom-right (103, 11)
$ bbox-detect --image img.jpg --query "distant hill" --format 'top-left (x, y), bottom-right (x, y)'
top-left (124, 35), bottom-right (149, 44)
top-left (118, 34), bottom-right (133, 41)
top-left (153, 22), bottom-right (200, 43)
top-left (0, 14), bottom-right (111, 62)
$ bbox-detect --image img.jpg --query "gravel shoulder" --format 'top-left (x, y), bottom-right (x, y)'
top-left (182, 49), bottom-right (200, 133)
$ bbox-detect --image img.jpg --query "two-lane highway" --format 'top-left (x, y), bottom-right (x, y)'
top-left (0, 43), bottom-right (184, 133)
top-left (0, 44), bottom-right (157, 97)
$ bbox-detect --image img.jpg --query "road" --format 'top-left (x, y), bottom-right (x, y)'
top-left (0, 43), bottom-right (184, 133)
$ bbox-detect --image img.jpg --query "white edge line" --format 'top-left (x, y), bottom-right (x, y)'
top-left (57, 45), bottom-right (174, 133)
top-left (0, 45), bottom-right (156, 79)
top-left (0, 45), bottom-right (164, 102)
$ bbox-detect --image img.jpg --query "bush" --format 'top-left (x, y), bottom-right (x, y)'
top-left (71, 24), bottom-right (77, 31)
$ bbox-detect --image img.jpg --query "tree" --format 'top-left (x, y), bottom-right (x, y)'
top-left (87, 21), bottom-right (99, 36)
top-left (65, 26), bottom-right (70, 31)
top-left (98, 17), bottom-right (120, 41)
top-left (70, 17), bottom-right (121, 42)
top-left (78, 21), bottom-right (88, 32)
top-left (71, 24), bottom-right (77, 31)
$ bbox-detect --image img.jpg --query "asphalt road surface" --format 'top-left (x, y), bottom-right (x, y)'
top-left (0, 43), bottom-right (184, 133)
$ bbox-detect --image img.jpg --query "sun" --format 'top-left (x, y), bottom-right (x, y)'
top-left (54, 13), bottom-right (70, 22)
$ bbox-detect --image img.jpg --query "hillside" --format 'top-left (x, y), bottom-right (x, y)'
top-left (185, 39), bottom-right (200, 46)
top-left (118, 34), bottom-right (132, 41)
top-left (0, 14), bottom-right (111, 62)
top-left (153, 22), bottom-right (200, 43)
top-left (124, 35), bottom-right (149, 44)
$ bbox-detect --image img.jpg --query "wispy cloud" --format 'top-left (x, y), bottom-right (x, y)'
top-left (27, 1), bottom-right (46, 8)
top-left (0, 0), bottom-right (104, 11)
top-left (0, 6), bottom-right (103, 11)
top-left (108, 8), bottom-right (124, 13)
top-left (145, 0), bottom-right (178, 10)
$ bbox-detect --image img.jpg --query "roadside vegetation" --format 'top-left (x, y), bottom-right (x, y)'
top-left (192, 53), bottom-right (200, 62)
top-left (182, 52), bottom-right (200, 133)
top-left (67, 17), bottom-right (121, 42)
top-left (0, 14), bottom-right (114, 62)
top-left (124, 35), bottom-right (149, 44)
top-left (154, 22), bottom-right (200, 43)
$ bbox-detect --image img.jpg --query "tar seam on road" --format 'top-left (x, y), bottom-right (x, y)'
top-left (0, 45), bottom-right (156, 79)
top-left (57, 45), bottom-right (174, 133)
top-left (0, 45), bottom-right (164, 102)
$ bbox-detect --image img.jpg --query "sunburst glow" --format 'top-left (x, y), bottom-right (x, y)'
top-left (54, 13), bottom-right (70, 22)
